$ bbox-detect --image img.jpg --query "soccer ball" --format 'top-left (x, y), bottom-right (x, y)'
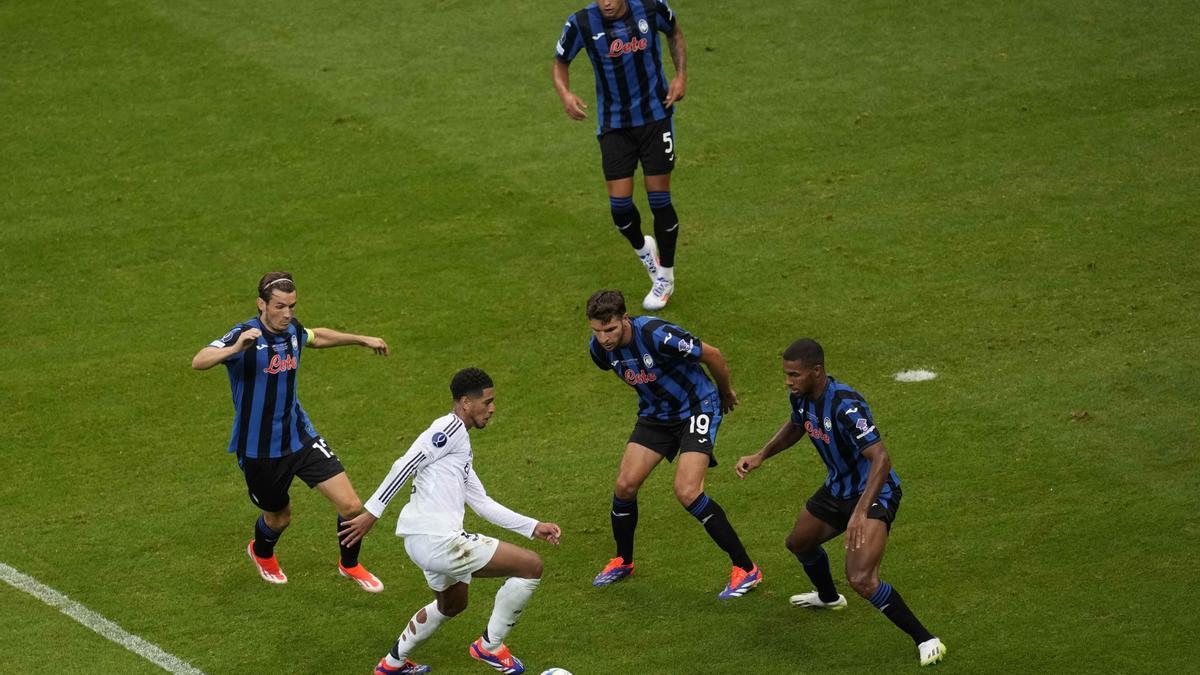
top-left (540, 670), bottom-right (573, 675)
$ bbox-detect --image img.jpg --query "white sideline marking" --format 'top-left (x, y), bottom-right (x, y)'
top-left (894, 369), bottom-right (937, 382)
top-left (0, 562), bottom-right (204, 674)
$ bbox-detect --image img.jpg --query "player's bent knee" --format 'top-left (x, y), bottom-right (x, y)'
top-left (614, 478), bottom-right (641, 501)
top-left (339, 498), bottom-right (364, 518)
top-left (524, 553), bottom-right (544, 580)
top-left (846, 571), bottom-right (879, 598)
top-left (674, 484), bottom-right (703, 507)
top-left (438, 597), bottom-right (467, 617)
top-left (785, 535), bottom-right (809, 555)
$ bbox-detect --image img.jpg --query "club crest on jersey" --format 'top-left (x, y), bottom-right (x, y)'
top-left (263, 353), bottom-right (297, 375)
top-left (608, 35), bottom-right (648, 57)
top-left (432, 431), bottom-right (448, 448)
top-left (291, 335), bottom-right (298, 349)
top-left (221, 329), bottom-right (236, 343)
top-left (638, 18), bottom-right (649, 33)
top-left (643, 353), bottom-right (654, 368)
top-left (824, 417), bottom-right (832, 431)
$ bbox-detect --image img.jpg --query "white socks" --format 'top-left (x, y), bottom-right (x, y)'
top-left (385, 601), bottom-right (448, 664)
top-left (482, 577), bottom-right (541, 650)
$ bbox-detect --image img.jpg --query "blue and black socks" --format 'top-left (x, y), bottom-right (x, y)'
top-left (869, 581), bottom-right (935, 645)
top-left (610, 494), bottom-right (639, 563)
top-left (647, 191), bottom-right (678, 268)
top-left (796, 547), bottom-right (841, 603)
top-left (338, 515), bottom-right (361, 568)
top-left (610, 196), bottom-right (645, 249)
top-left (252, 514), bottom-right (281, 558)
top-left (686, 493), bottom-right (754, 572)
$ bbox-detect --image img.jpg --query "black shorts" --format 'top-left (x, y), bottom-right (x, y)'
top-left (599, 116), bottom-right (676, 181)
top-left (804, 483), bottom-right (902, 533)
top-left (628, 411), bottom-right (722, 467)
top-left (238, 437), bottom-right (346, 512)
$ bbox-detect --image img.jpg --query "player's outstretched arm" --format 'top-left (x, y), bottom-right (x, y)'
top-left (735, 419), bottom-right (805, 479)
top-left (699, 342), bottom-right (738, 414)
top-left (533, 522), bottom-right (562, 546)
top-left (552, 59), bottom-right (588, 120)
top-left (308, 327), bottom-right (389, 355)
top-left (190, 328), bottom-right (261, 370)
top-left (663, 24), bottom-right (687, 107)
top-left (465, 468), bottom-right (541, 539)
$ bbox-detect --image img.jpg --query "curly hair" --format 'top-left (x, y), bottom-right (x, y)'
top-left (450, 367), bottom-right (494, 400)
top-left (782, 338), bottom-right (824, 367)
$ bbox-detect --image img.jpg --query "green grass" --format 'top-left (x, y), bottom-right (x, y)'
top-left (2, 0), bottom-right (1198, 672)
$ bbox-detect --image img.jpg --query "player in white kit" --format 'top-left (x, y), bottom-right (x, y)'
top-left (338, 368), bottom-right (562, 675)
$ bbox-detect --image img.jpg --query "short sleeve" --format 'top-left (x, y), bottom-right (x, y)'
top-left (589, 337), bottom-right (610, 371)
top-left (655, 0), bottom-right (677, 32)
top-left (789, 395), bottom-right (806, 427)
top-left (838, 400), bottom-right (881, 451)
top-left (556, 15), bottom-right (584, 63)
top-left (208, 324), bottom-right (247, 362)
top-left (291, 318), bottom-right (313, 346)
top-left (647, 320), bottom-right (702, 363)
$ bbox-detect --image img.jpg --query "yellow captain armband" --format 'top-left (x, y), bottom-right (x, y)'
top-left (305, 328), bottom-right (316, 344)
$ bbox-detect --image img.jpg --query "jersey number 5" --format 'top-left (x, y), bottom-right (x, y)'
top-left (662, 131), bottom-right (673, 155)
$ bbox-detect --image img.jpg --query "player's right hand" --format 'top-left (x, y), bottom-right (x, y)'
top-left (561, 92), bottom-right (588, 120)
top-left (235, 328), bottom-right (262, 351)
top-left (720, 389), bottom-right (739, 415)
top-left (338, 511), bottom-right (378, 548)
top-left (534, 522), bottom-right (562, 545)
top-left (734, 454), bottom-right (762, 479)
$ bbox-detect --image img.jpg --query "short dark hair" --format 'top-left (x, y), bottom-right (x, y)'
top-left (258, 271), bottom-right (295, 301)
top-left (783, 338), bottom-right (824, 367)
top-left (586, 289), bottom-right (627, 322)
top-left (450, 367), bottom-right (493, 400)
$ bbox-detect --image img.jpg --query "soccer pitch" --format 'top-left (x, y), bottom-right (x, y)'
top-left (2, 0), bottom-right (1197, 672)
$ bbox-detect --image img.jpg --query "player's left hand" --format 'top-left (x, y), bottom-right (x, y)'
top-left (361, 336), bottom-right (390, 356)
top-left (338, 511), bottom-right (379, 547)
top-left (844, 511), bottom-right (868, 551)
top-left (720, 389), bottom-right (739, 414)
top-left (663, 75), bottom-right (686, 107)
top-left (534, 522), bottom-right (562, 545)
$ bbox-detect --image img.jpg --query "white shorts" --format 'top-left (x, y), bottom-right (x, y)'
top-left (403, 531), bottom-right (499, 592)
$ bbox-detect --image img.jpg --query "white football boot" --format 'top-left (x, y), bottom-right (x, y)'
top-left (918, 637), bottom-right (947, 666)
top-left (637, 235), bottom-right (660, 284)
top-left (789, 591), bottom-right (848, 610)
top-left (643, 267), bottom-right (674, 311)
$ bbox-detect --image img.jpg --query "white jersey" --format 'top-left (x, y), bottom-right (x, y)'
top-left (364, 412), bottom-right (537, 539)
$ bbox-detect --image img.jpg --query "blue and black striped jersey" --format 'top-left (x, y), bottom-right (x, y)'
top-left (209, 317), bottom-right (318, 459)
top-left (790, 377), bottom-right (901, 504)
top-left (556, 0), bottom-right (678, 133)
top-left (589, 315), bottom-right (718, 421)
